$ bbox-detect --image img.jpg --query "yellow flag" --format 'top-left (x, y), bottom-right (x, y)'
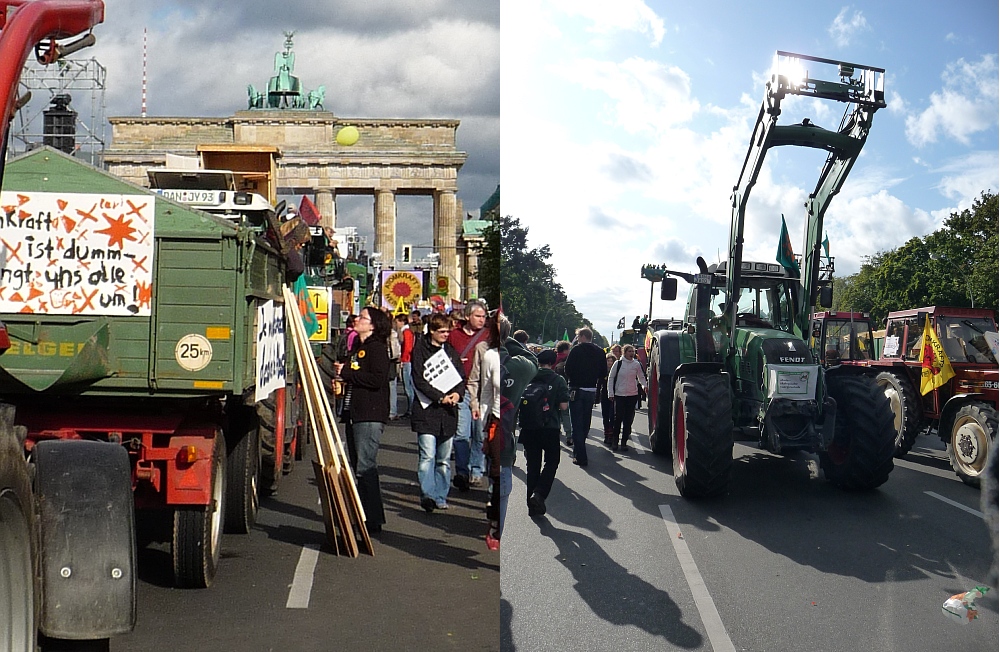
top-left (919, 315), bottom-right (955, 395)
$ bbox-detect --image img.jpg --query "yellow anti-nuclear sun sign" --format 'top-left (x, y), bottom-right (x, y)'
top-left (381, 270), bottom-right (422, 310)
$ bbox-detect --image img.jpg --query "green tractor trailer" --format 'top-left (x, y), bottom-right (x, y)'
top-left (0, 143), bottom-right (304, 604)
top-left (645, 52), bottom-right (896, 498)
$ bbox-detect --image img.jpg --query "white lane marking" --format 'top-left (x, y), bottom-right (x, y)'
top-left (286, 545), bottom-right (321, 609)
top-left (925, 491), bottom-right (984, 518)
top-left (659, 505), bottom-right (736, 652)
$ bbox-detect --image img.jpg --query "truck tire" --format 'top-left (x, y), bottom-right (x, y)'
top-left (1, 414), bottom-right (36, 652)
top-left (874, 371), bottom-right (924, 458)
top-left (173, 434), bottom-right (226, 588)
top-left (947, 402), bottom-right (997, 488)
top-left (224, 408), bottom-right (259, 535)
top-left (257, 396), bottom-right (281, 495)
top-left (672, 373), bottom-right (733, 498)
top-left (819, 375), bottom-right (895, 490)
top-left (647, 338), bottom-right (678, 458)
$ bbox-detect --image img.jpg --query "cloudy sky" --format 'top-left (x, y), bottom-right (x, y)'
top-left (502, 0), bottom-right (998, 341)
top-left (13, 0), bottom-right (498, 267)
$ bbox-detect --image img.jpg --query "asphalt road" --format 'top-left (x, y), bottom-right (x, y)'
top-left (113, 417), bottom-right (500, 652)
top-left (501, 405), bottom-right (999, 652)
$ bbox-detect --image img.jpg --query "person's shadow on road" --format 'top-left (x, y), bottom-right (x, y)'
top-left (535, 518), bottom-right (703, 648)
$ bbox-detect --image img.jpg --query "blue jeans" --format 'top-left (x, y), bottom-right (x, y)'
top-left (454, 390), bottom-right (485, 480)
top-left (417, 434), bottom-right (453, 504)
top-left (389, 372), bottom-right (399, 418)
top-left (570, 389), bottom-right (597, 464)
top-left (351, 421), bottom-right (384, 474)
top-left (401, 361), bottom-right (414, 415)
top-left (496, 465), bottom-right (512, 539)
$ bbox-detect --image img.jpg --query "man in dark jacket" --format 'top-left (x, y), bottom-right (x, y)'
top-left (410, 312), bottom-right (466, 512)
top-left (563, 327), bottom-right (608, 467)
top-left (520, 349), bottom-right (569, 517)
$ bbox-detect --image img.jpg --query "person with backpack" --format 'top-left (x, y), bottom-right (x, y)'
top-left (520, 349), bottom-right (570, 517)
top-left (553, 341), bottom-right (572, 445)
top-left (607, 344), bottom-right (647, 453)
top-left (564, 327), bottom-right (608, 467)
top-left (496, 314), bottom-right (537, 547)
top-left (447, 301), bottom-right (489, 490)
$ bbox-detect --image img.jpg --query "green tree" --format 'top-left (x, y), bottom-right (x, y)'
top-left (499, 215), bottom-right (605, 345)
top-left (832, 191), bottom-right (998, 325)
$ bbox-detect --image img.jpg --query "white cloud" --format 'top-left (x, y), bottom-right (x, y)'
top-left (824, 190), bottom-right (935, 271)
top-left (933, 150), bottom-right (1000, 203)
top-left (828, 7), bottom-right (871, 48)
top-left (552, 57), bottom-right (699, 133)
top-left (904, 55), bottom-right (999, 147)
top-left (549, 0), bottom-right (666, 47)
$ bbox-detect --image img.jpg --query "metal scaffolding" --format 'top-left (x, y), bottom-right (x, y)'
top-left (10, 57), bottom-right (107, 167)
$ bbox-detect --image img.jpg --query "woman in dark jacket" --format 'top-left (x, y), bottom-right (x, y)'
top-left (334, 307), bottom-right (391, 533)
top-left (410, 312), bottom-right (466, 512)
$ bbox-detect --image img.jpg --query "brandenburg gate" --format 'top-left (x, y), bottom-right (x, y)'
top-left (102, 34), bottom-right (472, 300)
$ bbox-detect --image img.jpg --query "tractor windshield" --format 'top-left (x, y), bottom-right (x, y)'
top-left (938, 317), bottom-right (997, 365)
top-left (733, 279), bottom-right (796, 332)
top-left (823, 319), bottom-right (876, 362)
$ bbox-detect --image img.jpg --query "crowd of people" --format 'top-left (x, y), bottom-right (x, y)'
top-left (502, 325), bottom-right (647, 519)
top-left (328, 300), bottom-right (650, 551)
top-left (330, 301), bottom-right (502, 546)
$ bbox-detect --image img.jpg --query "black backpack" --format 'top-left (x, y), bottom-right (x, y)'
top-left (519, 379), bottom-right (553, 430)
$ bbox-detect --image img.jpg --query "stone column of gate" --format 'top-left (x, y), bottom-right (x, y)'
top-left (374, 188), bottom-right (397, 265)
top-left (464, 246), bottom-right (480, 300)
top-left (315, 189), bottom-right (335, 230)
top-left (433, 190), bottom-right (459, 301)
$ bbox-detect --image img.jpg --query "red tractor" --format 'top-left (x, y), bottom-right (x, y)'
top-left (808, 311), bottom-right (878, 368)
top-left (868, 307), bottom-right (997, 486)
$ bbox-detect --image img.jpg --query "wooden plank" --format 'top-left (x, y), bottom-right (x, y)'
top-left (284, 286), bottom-right (370, 552)
top-left (311, 461), bottom-right (339, 556)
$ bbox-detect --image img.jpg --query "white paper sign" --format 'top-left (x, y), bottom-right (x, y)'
top-left (423, 347), bottom-right (462, 394)
top-left (882, 335), bottom-right (900, 358)
top-left (767, 364), bottom-right (817, 400)
top-left (255, 300), bottom-right (286, 402)
top-left (0, 191), bottom-right (155, 315)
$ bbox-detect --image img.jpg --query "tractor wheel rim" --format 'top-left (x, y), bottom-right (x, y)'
top-left (674, 399), bottom-right (685, 470)
top-left (210, 455), bottom-right (224, 557)
top-left (880, 382), bottom-right (903, 435)
top-left (953, 417), bottom-right (988, 473)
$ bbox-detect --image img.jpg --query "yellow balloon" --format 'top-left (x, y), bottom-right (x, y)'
top-left (336, 125), bottom-right (360, 146)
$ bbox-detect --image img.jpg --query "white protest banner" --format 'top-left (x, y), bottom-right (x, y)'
top-left (255, 299), bottom-right (286, 402)
top-left (0, 191), bottom-right (155, 316)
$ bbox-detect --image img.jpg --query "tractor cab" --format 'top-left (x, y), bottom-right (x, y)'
top-left (809, 311), bottom-right (877, 367)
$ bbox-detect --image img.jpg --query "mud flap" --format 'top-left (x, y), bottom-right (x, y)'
top-left (34, 440), bottom-right (136, 639)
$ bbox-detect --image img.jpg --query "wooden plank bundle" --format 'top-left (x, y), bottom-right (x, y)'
top-left (282, 286), bottom-right (374, 556)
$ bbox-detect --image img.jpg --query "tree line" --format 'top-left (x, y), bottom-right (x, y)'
top-left (831, 191), bottom-right (997, 325)
top-left (477, 214), bottom-right (606, 346)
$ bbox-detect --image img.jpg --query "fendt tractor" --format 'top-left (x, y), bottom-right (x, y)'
top-left (645, 52), bottom-right (896, 498)
top-left (0, 2), bottom-right (301, 649)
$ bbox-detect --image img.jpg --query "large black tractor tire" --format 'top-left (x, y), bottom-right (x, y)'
top-left (647, 344), bottom-right (674, 459)
top-left (257, 396), bottom-right (281, 495)
top-left (819, 375), bottom-right (896, 490)
top-left (672, 374), bottom-right (733, 498)
top-left (1, 407), bottom-right (36, 652)
top-left (874, 371), bottom-right (925, 458)
top-left (224, 407), bottom-right (259, 535)
top-left (947, 402), bottom-right (997, 488)
top-left (173, 434), bottom-right (226, 588)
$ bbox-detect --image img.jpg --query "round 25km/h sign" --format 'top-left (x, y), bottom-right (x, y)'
top-left (175, 334), bottom-right (213, 372)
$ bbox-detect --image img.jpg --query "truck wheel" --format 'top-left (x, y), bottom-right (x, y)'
top-left (819, 375), bottom-right (895, 490)
top-left (874, 371), bottom-right (924, 457)
top-left (947, 403), bottom-right (997, 488)
top-left (173, 434), bottom-right (226, 588)
top-left (672, 374), bottom-right (732, 498)
top-left (647, 354), bottom-right (672, 458)
top-left (224, 410), bottom-right (259, 535)
top-left (1, 418), bottom-right (36, 652)
top-left (257, 397), bottom-right (280, 495)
